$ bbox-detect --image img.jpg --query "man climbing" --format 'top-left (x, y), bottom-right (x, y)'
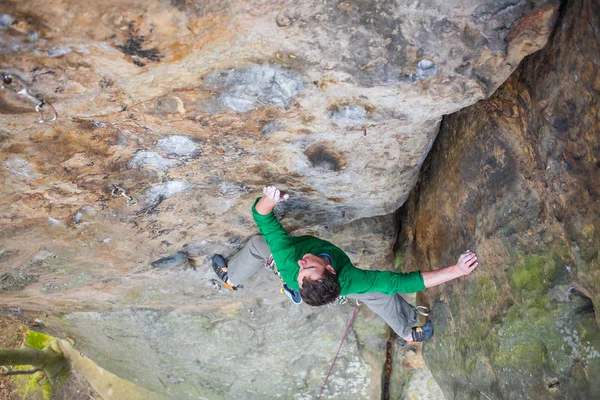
top-left (212, 186), bottom-right (479, 345)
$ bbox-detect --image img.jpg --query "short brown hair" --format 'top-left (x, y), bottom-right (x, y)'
top-left (299, 269), bottom-right (341, 306)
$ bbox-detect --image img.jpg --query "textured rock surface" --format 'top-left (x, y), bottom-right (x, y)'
top-left (0, 0), bottom-right (562, 397)
top-left (397, 0), bottom-right (600, 398)
top-left (57, 302), bottom-right (376, 399)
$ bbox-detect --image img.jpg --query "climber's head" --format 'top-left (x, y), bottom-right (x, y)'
top-left (298, 254), bottom-right (341, 306)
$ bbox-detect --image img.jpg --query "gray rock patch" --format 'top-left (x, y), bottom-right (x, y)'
top-left (218, 181), bottom-right (248, 197)
top-left (205, 64), bottom-right (304, 113)
top-left (417, 59), bottom-right (437, 79)
top-left (0, 249), bottom-right (16, 264)
top-left (260, 121), bottom-right (284, 134)
top-left (0, 14), bottom-right (13, 28)
top-left (151, 251), bottom-right (188, 268)
top-left (47, 217), bottom-right (65, 227)
top-left (182, 240), bottom-right (213, 258)
top-left (155, 135), bottom-right (200, 157)
top-left (329, 105), bottom-right (367, 128)
top-left (128, 151), bottom-right (180, 171)
top-left (155, 95), bottom-right (185, 114)
top-left (116, 134), bottom-right (129, 146)
top-left (41, 282), bottom-right (66, 292)
top-left (3, 157), bottom-right (35, 178)
top-left (75, 45), bottom-right (90, 55)
top-left (48, 45), bottom-right (72, 57)
top-left (31, 250), bottom-right (55, 264)
top-left (91, 120), bottom-right (108, 128)
top-left (73, 206), bottom-right (95, 224)
top-left (0, 269), bottom-right (37, 292)
top-left (144, 181), bottom-right (192, 207)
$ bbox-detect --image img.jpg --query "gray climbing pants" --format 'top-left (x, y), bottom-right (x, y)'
top-left (227, 235), bottom-right (271, 286)
top-left (347, 292), bottom-right (417, 338)
top-left (227, 235), bottom-right (418, 338)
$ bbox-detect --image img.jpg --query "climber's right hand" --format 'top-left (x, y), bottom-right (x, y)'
top-left (456, 250), bottom-right (478, 276)
top-left (262, 186), bottom-right (289, 203)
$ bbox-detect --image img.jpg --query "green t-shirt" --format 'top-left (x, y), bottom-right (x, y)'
top-left (252, 198), bottom-right (425, 295)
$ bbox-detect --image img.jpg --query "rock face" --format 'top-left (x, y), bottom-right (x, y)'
top-left (397, 0), bottom-right (600, 398)
top-left (0, 0), bottom-right (564, 398)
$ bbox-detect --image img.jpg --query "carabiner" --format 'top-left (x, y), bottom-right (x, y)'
top-left (1, 71), bottom-right (58, 123)
top-left (111, 184), bottom-right (138, 206)
top-left (35, 100), bottom-right (57, 123)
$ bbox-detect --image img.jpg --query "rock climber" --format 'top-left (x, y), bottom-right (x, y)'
top-left (212, 186), bottom-right (479, 345)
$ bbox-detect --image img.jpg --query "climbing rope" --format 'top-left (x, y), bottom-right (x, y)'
top-left (317, 302), bottom-right (361, 400)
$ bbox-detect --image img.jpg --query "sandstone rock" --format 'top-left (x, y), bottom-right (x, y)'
top-left (127, 151), bottom-right (180, 171)
top-left (155, 95), bottom-right (185, 115)
top-left (0, 0), bottom-right (564, 398)
top-left (54, 297), bottom-right (381, 399)
top-left (329, 104), bottom-right (367, 128)
top-left (2, 156), bottom-right (36, 178)
top-left (0, 0), bottom-right (560, 221)
top-left (155, 135), bottom-right (199, 157)
top-left (143, 181), bottom-right (193, 208)
top-left (260, 120), bottom-right (284, 134)
top-left (397, 0), bottom-right (600, 397)
top-left (60, 153), bottom-right (93, 169)
top-left (150, 251), bottom-right (188, 269)
top-left (204, 64), bottom-right (304, 113)
top-left (48, 45), bottom-right (72, 58)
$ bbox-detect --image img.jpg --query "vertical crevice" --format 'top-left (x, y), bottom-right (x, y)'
top-left (381, 329), bottom-right (396, 400)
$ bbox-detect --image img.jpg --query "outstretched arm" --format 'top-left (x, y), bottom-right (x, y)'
top-left (421, 250), bottom-right (479, 288)
top-left (255, 186), bottom-right (289, 215)
top-left (252, 186), bottom-right (291, 254)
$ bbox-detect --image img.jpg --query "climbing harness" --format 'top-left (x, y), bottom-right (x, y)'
top-left (111, 184), bottom-right (138, 206)
top-left (266, 255), bottom-right (278, 275)
top-left (318, 301), bottom-right (361, 400)
top-left (0, 72), bottom-right (57, 123)
top-left (266, 255), bottom-right (302, 303)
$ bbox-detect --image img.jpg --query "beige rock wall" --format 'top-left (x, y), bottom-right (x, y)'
top-left (0, 0), bottom-right (558, 309)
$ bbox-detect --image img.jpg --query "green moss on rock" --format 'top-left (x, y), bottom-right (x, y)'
top-left (393, 252), bottom-right (404, 270)
top-left (495, 338), bottom-right (548, 370)
top-left (25, 331), bottom-right (53, 350)
top-left (510, 255), bottom-right (549, 294)
top-left (468, 276), bottom-right (500, 307)
top-left (43, 380), bottom-right (52, 400)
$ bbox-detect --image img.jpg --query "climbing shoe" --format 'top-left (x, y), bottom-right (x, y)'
top-left (403, 321), bottom-right (434, 345)
top-left (212, 255), bottom-right (241, 291)
top-left (282, 283), bottom-right (302, 304)
top-left (411, 320), bottom-right (434, 343)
